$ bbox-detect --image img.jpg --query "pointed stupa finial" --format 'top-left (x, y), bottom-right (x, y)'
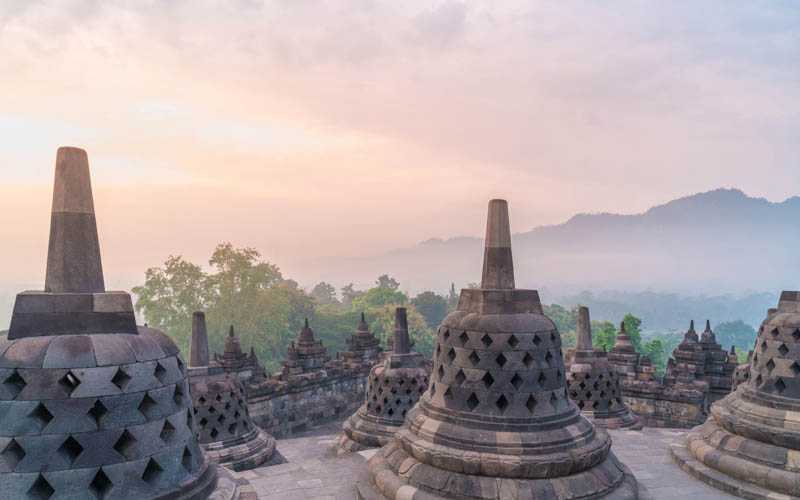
top-left (480, 199), bottom-right (515, 290)
top-left (299, 317), bottom-right (316, 343)
top-left (189, 311), bottom-right (210, 367)
top-left (730, 345), bottom-right (736, 355)
top-left (705, 320), bottom-right (711, 332)
top-left (229, 325), bottom-right (235, 337)
top-left (393, 307), bottom-right (411, 355)
top-left (620, 320), bottom-right (627, 333)
top-left (576, 306), bottom-right (592, 350)
top-left (690, 320), bottom-right (696, 332)
top-left (45, 146), bottom-right (105, 293)
top-left (305, 317), bottom-right (309, 328)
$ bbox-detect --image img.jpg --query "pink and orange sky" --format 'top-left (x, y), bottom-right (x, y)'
top-left (1, 1), bottom-right (798, 292)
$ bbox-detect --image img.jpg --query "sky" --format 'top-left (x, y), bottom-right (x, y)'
top-left (0, 1), bottom-right (798, 293)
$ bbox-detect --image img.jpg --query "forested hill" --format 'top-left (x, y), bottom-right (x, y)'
top-left (306, 188), bottom-right (800, 298)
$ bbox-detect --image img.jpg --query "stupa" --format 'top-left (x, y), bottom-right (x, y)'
top-left (187, 313), bottom-right (275, 471)
top-left (365, 199), bottom-right (638, 499)
top-left (340, 312), bottom-right (383, 367)
top-left (567, 308), bottom-right (642, 430)
top-left (338, 307), bottom-right (428, 453)
top-left (280, 318), bottom-right (330, 379)
top-left (0, 147), bottom-right (216, 498)
top-left (672, 291), bottom-right (800, 498)
top-left (607, 321), bottom-right (641, 379)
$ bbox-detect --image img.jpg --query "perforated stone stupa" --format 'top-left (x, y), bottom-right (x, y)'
top-left (671, 291), bottom-right (800, 498)
top-left (338, 307), bottom-right (428, 453)
top-left (188, 312), bottom-right (276, 471)
top-left (340, 312), bottom-right (383, 367)
top-left (567, 307), bottom-right (642, 430)
top-left (280, 319), bottom-right (330, 380)
top-left (0, 147), bottom-right (216, 499)
top-left (364, 199), bottom-right (639, 499)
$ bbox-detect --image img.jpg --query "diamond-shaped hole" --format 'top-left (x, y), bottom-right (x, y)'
top-left (210, 428), bottom-right (219, 439)
top-left (544, 351), bottom-right (553, 366)
top-left (455, 369), bottom-right (466, 385)
top-left (443, 387), bottom-right (453, 400)
top-left (89, 468), bottom-right (113, 499)
top-left (466, 392), bottom-right (480, 411)
top-left (791, 362), bottom-right (800, 376)
top-left (154, 362), bottom-right (167, 384)
top-left (138, 393), bottom-right (158, 417)
top-left (30, 403), bottom-right (54, 430)
top-left (507, 335), bottom-right (519, 348)
top-left (776, 378), bottom-right (787, 394)
top-left (779, 343), bottom-right (790, 356)
top-left (113, 430), bottom-right (137, 458)
top-left (59, 371), bottom-right (81, 396)
top-left (87, 399), bottom-right (108, 427)
top-left (793, 329), bottom-right (800, 341)
top-left (1, 439), bottom-right (25, 470)
top-left (111, 368), bottom-right (131, 391)
top-left (495, 353), bottom-right (507, 367)
top-left (447, 348), bottom-right (456, 363)
top-left (537, 372), bottom-right (547, 386)
top-left (437, 365), bottom-right (445, 381)
top-left (176, 357), bottom-right (185, 374)
top-left (772, 328), bottom-right (780, 337)
top-left (495, 394), bottom-right (509, 413)
top-left (522, 352), bottom-right (534, 367)
top-left (142, 458), bottom-right (163, 484)
top-left (3, 370), bottom-right (26, 399)
top-left (533, 335), bottom-right (542, 347)
top-left (481, 334), bottom-right (493, 348)
top-left (482, 372), bottom-right (495, 388)
top-left (27, 474), bottom-right (54, 500)
top-left (228, 422), bottom-right (238, 434)
top-left (459, 331), bottom-right (469, 345)
top-left (550, 392), bottom-right (559, 405)
top-left (526, 395), bottom-right (537, 413)
top-left (160, 420), bottom-right (176, 442)
top-left (182, 447), bottom-right (193, 471)
top-left (766, 358), bottom-right (776, 372)
top-left (173, 384), bottom-right (184, 405)
top-left (510, 373), bottom-right (523, 390)
top-left (468, 351), bottom-right (480, 366)
top-left (57, 436), bottom-right (83, 465)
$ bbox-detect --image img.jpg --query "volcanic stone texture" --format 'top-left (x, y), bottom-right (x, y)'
top-left (189, 371), bottom-right (275, 471)
top-left (567, 309), bottom-right (642, 430)
top-left (366, 200), bottom-right (638, 500)
top-left (671, 291), bottom-right (800, 499)
top-left (338, 309), bottom-right (429, 453)
top-left (0, 327), bottom-right (216, 499)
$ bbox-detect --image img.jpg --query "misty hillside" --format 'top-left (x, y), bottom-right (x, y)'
top-left (308, 188), bottom-right (800, 299)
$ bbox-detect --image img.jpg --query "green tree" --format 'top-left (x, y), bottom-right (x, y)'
top-left (592, 321), bottom-right (617, 351)
top-left (351, 286), bottom-right (408, 311)
top-left (376, 274), bottom-right (400, 290)
top-left (340, 283), bottom-right (363, 308)
top-left (622, 313), bottom-right (644, 352)
top-left (543, 304), bottom-right (577, 338)
top-left (310, 282), bottom-right (339, 305)
top-left (643, 338), bottom-right (667, 374)
top-left (412, 291), bottom-right (449, 328)
top-left (368, 304), bottom-right (435, 358)
top-left (713, 320), bottom-right (757, 353)
top-left (132, 255), bottom-right (208, 353)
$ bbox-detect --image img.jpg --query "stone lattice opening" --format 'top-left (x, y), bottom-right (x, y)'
top-left (3, 370), bottom-right (26, 399)
top-left (111, 368), bottom-right (131, 391)
top-left (57, 436), bottom-right (84, 465)
top-left (1, 438), bottom-right (25, 471)
top-left (27, 474), bottom-right (54, 500)
top-left (89, 468), bottom-right (113, 499)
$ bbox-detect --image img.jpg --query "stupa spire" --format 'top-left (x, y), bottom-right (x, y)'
top-left (45, 146), bottom-right (105, 293)
top-left (576, 305), bottom-right (593, 350)
top-left (190, 311), bottom-right (210, 367)
top-left (480, 199), bottom-right (515, 289)
top-left (393, 307), bottom-right (410, 355)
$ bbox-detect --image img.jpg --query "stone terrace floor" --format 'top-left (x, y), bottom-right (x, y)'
top-left (226, 421), bottom-right (736, 500)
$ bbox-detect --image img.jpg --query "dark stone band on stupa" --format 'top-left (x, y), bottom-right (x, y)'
top-left (190, 311), bottom-right (210, 367)
top-left (8, 147), bottom-right (137, 339)
top-left (393, 307), bottom-right (410, 355)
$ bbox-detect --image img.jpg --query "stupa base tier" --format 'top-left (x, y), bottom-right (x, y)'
top-left (337, 413), bottom-right (397, 454)
top-left (670, 419), bottom-right (800, 499)
top-left (588, 410), bottom-right (643, 431)
top-left (203, 428), bottom-right (276, 472)
top-left (154, 461), bottom-right (219, 500)
top-left (366, 440), bottom-right (639, 500)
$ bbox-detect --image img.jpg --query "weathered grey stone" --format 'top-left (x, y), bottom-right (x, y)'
top-left (366, 200), bottom-right (639, 499)
top-left (671, 291), bottom-right (800, 497)
top-left (191, 312), bottom-right (211, 368)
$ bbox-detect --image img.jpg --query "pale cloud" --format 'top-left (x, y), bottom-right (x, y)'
top-left (0, 0), bottom-right (798, 291)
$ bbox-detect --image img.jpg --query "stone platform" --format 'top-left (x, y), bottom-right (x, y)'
top-left (222, 421), bottom-right (735, 499)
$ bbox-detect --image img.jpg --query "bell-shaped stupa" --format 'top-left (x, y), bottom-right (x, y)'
top-left (0, 147), bottom-right (216, 499)
top-left (338, 307), bottom-right (428, 453)
top-left (567, 308), bottom-right (642, 430)
top-left (187, 312), bottom-right (276, 471)
top-left (672, 291), bottom-right (800, 498)
top-left (365, 199), bottom-right (638, 499)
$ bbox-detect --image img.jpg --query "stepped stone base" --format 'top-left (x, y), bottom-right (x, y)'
top-left (591, 410), bottom-right (644, 431)
top-left (669, 442), bottom-right (790, 500)
top-left (337, 410), bottom-right (396, 455)
top-left (156, 461), bottom-right (219, 500)
top-left (365, 439), bottom-right (640, 500)
top-left (204, 428), bottom-right (276, 472)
